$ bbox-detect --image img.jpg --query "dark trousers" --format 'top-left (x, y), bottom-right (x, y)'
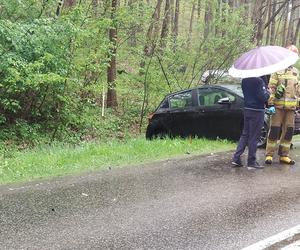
top-left (233, 109), bottom-right (264, 165)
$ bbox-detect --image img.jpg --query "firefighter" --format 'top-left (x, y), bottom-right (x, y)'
top-left (265, 45), bottom-right (300, 165)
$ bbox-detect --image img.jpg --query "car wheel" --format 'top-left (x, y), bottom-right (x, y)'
top-left (257, 121), bottom-right (269, 148)
top-left (146, 120), bottom-right (169, 140)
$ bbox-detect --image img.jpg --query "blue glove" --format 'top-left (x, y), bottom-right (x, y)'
top-left (268, 106), bottom-right (276, 114)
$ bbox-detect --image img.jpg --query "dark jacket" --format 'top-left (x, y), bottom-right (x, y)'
top-left (242, 77), bottom-right (270, 111)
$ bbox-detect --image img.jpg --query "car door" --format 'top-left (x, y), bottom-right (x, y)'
top-left (168, 90), bottom-right (199, 137)
top-left (195, 87), bottom-right (243, 140)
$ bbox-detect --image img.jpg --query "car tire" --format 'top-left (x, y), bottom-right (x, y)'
top-left (257, 121), bottom-right (269, 148)
top-left (146, 120), bottom-right (169, 140)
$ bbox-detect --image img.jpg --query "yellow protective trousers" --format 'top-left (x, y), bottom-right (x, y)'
top-left (266, 109), bottom-right (295, 157)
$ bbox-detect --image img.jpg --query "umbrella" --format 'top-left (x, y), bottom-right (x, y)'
top-left (228, 45), bottom-right (299, 78)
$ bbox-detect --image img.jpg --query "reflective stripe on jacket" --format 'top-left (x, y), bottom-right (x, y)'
top-left (268, 66), bottom-right (300, 110)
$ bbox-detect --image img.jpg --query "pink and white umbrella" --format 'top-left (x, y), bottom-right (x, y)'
top-left (229, 45), bottom-right (299, 78)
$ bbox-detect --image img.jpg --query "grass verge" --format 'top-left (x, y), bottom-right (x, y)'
top-left (0, 137), bottom-right (235, 185)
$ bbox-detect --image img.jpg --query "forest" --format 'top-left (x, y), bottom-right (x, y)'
top-left (0, 0), bottom-right (299, 147)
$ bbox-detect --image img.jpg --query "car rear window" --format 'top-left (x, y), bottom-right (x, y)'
top-left (159, 99), bottom-right (169, 109)
top-left (169, 90), bottom-right (193, 109)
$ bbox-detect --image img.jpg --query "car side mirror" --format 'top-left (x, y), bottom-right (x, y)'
top-left (218, 97), bottom-right (231, 104)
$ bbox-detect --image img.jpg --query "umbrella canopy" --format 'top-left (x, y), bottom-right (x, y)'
top-left (228, 46), bottom-right (299, 78)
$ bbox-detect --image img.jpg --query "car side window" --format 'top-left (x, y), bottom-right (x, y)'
top-left (198, 88), bottom-right (236, 106)
top-left (169, 91), bottom-right (193, 109)
top-left (159, 99), bottom-right (169, 108)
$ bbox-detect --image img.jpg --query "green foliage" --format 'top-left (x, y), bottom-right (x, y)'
top-left (0, 1), bottom-right (259, 148)
top-left (0, 0), bottom-right (57, 21)
top-left (0, 18), bottom-right (76, 122)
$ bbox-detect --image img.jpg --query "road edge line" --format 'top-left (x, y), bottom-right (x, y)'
top-left (281, 239), bottom-right (300, 250)
top-left (241, 225), bottom-right (300, 250)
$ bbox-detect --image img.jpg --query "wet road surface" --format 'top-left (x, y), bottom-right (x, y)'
top-left (1, 144), bottom-right (300, 249)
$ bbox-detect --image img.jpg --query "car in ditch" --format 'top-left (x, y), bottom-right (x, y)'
top-left (146, 84), bottom-right (300, 147)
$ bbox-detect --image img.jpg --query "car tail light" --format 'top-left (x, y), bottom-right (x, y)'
top-left (148, 112), bottom-right (154, 122)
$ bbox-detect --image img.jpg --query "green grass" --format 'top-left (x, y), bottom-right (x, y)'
top-left (0, 137), bottom-right (235, 185)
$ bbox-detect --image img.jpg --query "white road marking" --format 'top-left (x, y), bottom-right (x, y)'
top-left (282, 240), bottom-right (300, 250)
top-left (241, 225), bottom-right (300, 250)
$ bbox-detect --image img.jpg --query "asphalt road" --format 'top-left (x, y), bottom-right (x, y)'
top-left (1, 144), bottom-right (300, 250)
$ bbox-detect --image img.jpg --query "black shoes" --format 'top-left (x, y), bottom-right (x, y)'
top-left (231, 159), bottom-right (243, 167)
top-left (247, 162), bottom-right (264, 169)
top-left (232, 159), bottom-right (264, 169)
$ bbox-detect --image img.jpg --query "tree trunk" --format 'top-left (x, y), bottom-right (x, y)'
top-left (107, 0), bottom-right (118, 108)
top-left (170, 0), bottom-right (175, 33)
top-left (294, 19), bottom-right (300, 45)
top-left (274, 7), bottom-right (286, 44)
top-left (254, 0), bottom-right (266, 45)
top-left (140, 0), bottom-right (163, 70)
top-left (172, 0), bottom-right (180, 43)
top-left (221, 0), bottom-right (228, 37)
top-left (143, 0), bottom-right (163, 57)
top-left (265, 0), bottom-right (272, 44)
top-left (204, 0), bottom-right (213, 39)
top-left (287, 0), bottom-right (298, 45)
top-left (128, 0), bottom-right (137, 47)
top-left (197, 0), bottom-right (201, 19)
top-left (270, 0), bottom-right (277, 44)
top-left (215, 0), bottom-right (221, 36)
top-left (187, 2), bottom-right (196, 47)
top-left (244, 0), bottom-right (250, 24)
top-left (160, 0), bottom-right (171, 49)
top-left (281, 2), bottom-right (289, 46)
top-left (264, 0), bottom-right (290, 29)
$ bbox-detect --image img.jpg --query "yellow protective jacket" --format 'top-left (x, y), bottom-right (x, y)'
top-left (268, 66), bottom-right (300, 110)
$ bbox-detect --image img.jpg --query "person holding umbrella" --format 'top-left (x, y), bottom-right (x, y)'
top-left (229, 45), bottom-right (299, 168)
top-left (231, 76), bottom-right (270, 168)
top-left (265, 45), bottom-right (300, 165)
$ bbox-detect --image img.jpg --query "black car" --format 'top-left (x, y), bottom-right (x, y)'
top-left (146, 84), bottom-right (300, 147)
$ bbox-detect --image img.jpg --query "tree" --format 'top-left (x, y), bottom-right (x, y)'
top-left (204, 0), bottom-right (213, 39)
top-left (128, 0), bottom-right (137, 47)
top-left (287, 0), bottom-right (300, 45)
top-left (145, 0), bottom-right (163, 56)
top-left (172, 0), bottom-right (180, 45)
top-left (281, 2), bottom-right (289, 46)
top-left (270, 0), bottom-right (277, 45)
top-left (160, 0), bottom-right (171, 49)
top-left (253, 0), bottom-right (267, 45)
top-left (107, 0), bottom-right (118, 108)
top-left (187, 1), bottom-right (196, 47)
